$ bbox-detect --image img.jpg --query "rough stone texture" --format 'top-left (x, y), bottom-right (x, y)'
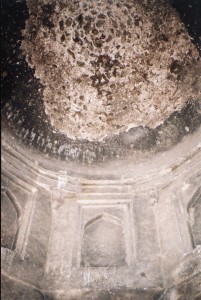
top-left (162, 246), bottom-right (201, 300)
top-left (1, 0), bottom-right (201, 163)
top-left (1, 273), bottom-right (45, 300)
top-left (21, 0), bottom-right (201, 141)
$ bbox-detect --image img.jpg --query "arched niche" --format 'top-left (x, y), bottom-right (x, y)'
top-left (81, 213), bottom-right (126, 267)
top-left (1, 188), bottom-right (21, 250)
top-left (188, 188), bottom-right (201, 247)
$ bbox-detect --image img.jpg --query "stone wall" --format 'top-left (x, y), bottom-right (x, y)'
top-left (1, 143), bottom-right (52, 286)
top-left (1, 132), bottom-right (201, 299)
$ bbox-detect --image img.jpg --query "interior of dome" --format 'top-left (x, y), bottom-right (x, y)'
top-left (1, 0), bottom-right (201, 299)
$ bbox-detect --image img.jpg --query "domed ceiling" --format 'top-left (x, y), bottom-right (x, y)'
top-left (1, 0), bottom-right (201, 163)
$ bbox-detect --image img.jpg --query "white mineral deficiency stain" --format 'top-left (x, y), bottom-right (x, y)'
top-left (21, 0), bottom-right (201, 141)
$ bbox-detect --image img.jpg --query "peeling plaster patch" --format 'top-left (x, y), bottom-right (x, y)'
top-left (21, 0), bottom-right (201, 141)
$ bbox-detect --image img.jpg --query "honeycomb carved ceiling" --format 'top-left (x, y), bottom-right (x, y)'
top-left (21, 0), bottom-right (201, 141)
top-left (1, 0), bottom-right (201, 163)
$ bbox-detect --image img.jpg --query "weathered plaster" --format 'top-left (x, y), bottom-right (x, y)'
top-left (21, 0), bottom-right (201, 140)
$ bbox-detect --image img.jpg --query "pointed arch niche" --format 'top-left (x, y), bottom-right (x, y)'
top-left (81, 213), bottom-right (126, 267)
top-left (72, 199), bottom-right (135, 269)
top-left (1, 188), bottom-right (21, 250)
top-left (188, 187), bottom-right (201, 247)
top-left (1, 182), bottom-right (37, 259)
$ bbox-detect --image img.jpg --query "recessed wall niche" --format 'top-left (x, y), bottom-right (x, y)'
top-left (188, 187), bottom-right (201, 247)
top-left (1, 188), bottom-right (21, 250)
top-left (72, 199), bottom-right (135, 268)
top-left (1, 172), bottom-right (38, 260)
top-left (81, 212), bottom-right (126, 267)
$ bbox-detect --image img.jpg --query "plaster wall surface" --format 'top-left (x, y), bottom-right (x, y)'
top-left (1, 130), bottom-right (201, 299)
